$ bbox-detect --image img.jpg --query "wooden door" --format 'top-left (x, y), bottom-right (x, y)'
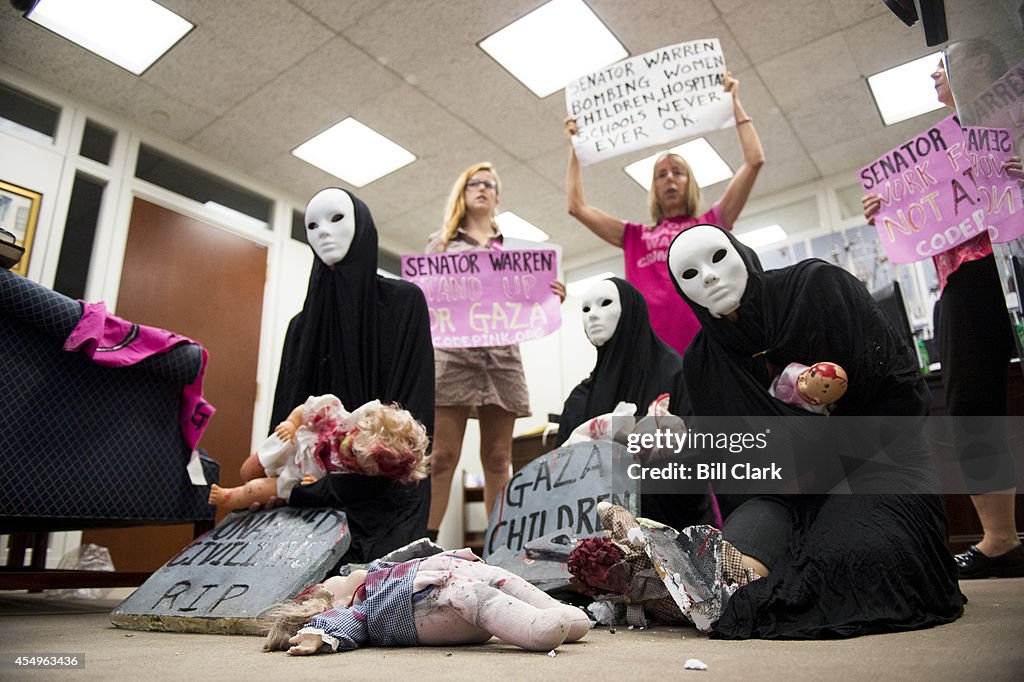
top-left (83, 198), bottom-right (266, 572)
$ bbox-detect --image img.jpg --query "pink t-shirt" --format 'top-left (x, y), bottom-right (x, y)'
top-left (932, 233), bottom-right (993, 291)
top-left (622, 204), bottom-right (725, 354)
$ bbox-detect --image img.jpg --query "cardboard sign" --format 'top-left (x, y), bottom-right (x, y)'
top-left (482, 440), bottom-right (639, 590)
top-left (111, 507), bottom-right (351, 634)
top-left (402, 248), bottom-right (561, 348)
top-left (859, 114), bottom-right (1022, 262)
top-left (566, 39), bottom-right (733, 166)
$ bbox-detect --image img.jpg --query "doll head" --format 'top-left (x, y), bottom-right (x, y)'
top-left (261, 584), bottom-right (335, 652)
top-left (796, 362), bottom-right (849, 406)
top-left (317, 402), bottom-right (429, 483)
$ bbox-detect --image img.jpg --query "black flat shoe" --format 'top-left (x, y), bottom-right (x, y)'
top-left (954, 544), bottom-right (1024, 579)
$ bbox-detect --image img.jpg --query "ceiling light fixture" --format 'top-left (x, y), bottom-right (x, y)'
top-left (867, 52), bottom-right (944, 125)
top-left (478, 0), bottom-right (627, 98)
top-left (292, 117), bottom-right (416, 188)
top-left (735, 224), bottom-right (787, 248)
top-left (623, 138), bottom-right (733, 191)
top-left (24, 0), bottom-right (194, 76)
top-left (495, 212), bottom-right (550, 243)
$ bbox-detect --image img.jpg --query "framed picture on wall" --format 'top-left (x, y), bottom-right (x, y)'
top-left (0, 179), bottom-right (42, 276)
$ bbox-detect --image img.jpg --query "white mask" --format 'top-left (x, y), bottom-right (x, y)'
top-left (668, 224), bottom-right (748, 318)
top-left (581, 279), bottom-right (622, 347)
top-left (305, 189), bottom-right (356, 266)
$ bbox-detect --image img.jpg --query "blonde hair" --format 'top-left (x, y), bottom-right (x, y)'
top-left (317, 403), bottom-right (430, 484)
top-left (648, 153), bottom-right (702, 224)
top-left (261, 585), bottom-right (335, 652)
top-left (437, 162), bottom-right (501, 250)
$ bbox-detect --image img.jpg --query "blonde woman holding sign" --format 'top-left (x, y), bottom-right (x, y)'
top-left (564, 72), bottom-right (764, 355)
top-left (425, 162), bottom-right (566, 540)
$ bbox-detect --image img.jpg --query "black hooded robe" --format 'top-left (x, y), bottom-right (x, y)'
top-left (271, 189), bottom-right (434, 564)
top-left (667, 225), bottom-right (963, 639)
top-left (555, 277), bottom-right (710, 529)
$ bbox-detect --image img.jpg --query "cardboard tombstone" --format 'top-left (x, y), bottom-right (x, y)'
top-left (111, 507), bottom-right (350, 634)
top-left (483, 440), bottom-right (639, 591)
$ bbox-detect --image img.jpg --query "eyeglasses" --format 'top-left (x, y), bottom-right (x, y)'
top-left (466, 179), bottom-right (498, 191)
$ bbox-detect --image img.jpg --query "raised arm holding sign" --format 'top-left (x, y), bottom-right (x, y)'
top-left (564, 62), bottom-right (764, 356)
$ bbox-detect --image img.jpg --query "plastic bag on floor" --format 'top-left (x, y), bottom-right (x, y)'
top-left (44, 543), bottom-right (115, 600)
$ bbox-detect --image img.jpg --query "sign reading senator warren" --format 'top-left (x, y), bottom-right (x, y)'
top-left (566, 39), bottom-right (733, 166)
top-left (859, 114), bottom-right (1022, 263)
top-left (402, 248), bottom-right (561, 348)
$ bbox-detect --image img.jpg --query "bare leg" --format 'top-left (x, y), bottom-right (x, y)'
top-left (740, 554), bottom-right (770, 578)
top-left (972, 489), bottom-right (1021, 556)
top-left (208, 477), bottom-right (278, 511)
top-left (477, 405), bottom-right (516, 516)
top-left (429, 406), bottom-right (471, 531)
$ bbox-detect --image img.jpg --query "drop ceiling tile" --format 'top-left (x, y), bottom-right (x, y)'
top-left (290, 0), bottom-right (390, 32)
top-left (756, 34), bottom-right (861, 110)
top-left (842, 12), bottom-right (936, 76)
top-left (787, 80), bottom-right (881, 151)
top-left (721, 0), bottom-right (840, 63)
top-left (826, 0), bottom-right (891, 28)
top-left (144, 2), bottom-right (335, 116)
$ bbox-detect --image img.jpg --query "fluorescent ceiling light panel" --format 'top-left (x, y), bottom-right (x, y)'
top-left (26, 0), bottom-right (193, 76)
top-left (292, 118), bottom-right (416, 188)
top-left (867, 52), bottom-right (945, 125)
top-left (496, 212), bottom-right (550, 243)
top-left (736, 224), bottom-right (787, 248)
top-left (624, 138), bottom-right (733, 191)
top-left (567, 271), bottom-right (616, 297)
top-left (479, 0), bottom-right (627, 98)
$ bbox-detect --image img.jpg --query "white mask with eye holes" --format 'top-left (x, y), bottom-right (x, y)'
top-left (581, 279), bottom-right (622, 347)
top-left (668, 224), bottom-right (748, 318)
top-left (305, 188), bottom-right (356, 266)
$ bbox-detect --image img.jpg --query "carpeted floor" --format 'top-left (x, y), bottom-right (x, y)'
top-left (0, 578), bottom-right (1021, 681)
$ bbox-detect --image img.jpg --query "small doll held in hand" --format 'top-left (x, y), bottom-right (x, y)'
top-left (209, 395), bottom-right (429, 511)
top-left (770, 362), bottom-right (848, 415)
top-left (262, 550), bottom-right (590, 654)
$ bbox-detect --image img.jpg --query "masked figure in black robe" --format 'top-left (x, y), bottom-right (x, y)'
top-left (555, 277), bottom-right (711, 529)
top-left (271, 188), bottom-right (433, 564)
top-left (665, 223), bottom-right (963, 639)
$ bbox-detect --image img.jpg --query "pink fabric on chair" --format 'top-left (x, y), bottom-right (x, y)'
top-left (63, 302), bottom-right (215, 450)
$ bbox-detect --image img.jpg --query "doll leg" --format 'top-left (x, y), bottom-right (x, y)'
top-left (208, 477), bottom-right (278, 511)
top-left (467, 563), bottom-right (590, 642)
top-left (239, 452), bottom-right (266, 482)
top-left (441, 580), bottom-right (570, 651)
top-left (413, 601), bottom-right (493, 646)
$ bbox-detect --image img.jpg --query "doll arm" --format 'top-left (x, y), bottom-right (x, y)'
top-left (274, 404), bottom-right (305, 442)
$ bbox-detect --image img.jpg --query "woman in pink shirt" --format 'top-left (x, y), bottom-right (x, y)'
top-left (863, 42), bottom-right (1024, 579)
top-left (564, 72), bottom-right (765, 355)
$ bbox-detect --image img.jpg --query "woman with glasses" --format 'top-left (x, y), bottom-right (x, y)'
top-left (425, 162), bottom-right (565, 541)
top-left (563, 72), bottom-right (765, 355)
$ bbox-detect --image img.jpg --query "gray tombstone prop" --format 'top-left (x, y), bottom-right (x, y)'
top-left (483, 440), bottom-right (638, 591)
top-left (111, 507), bottom-right (351, 634)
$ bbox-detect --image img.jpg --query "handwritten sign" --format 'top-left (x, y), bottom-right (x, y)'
top-left (111, 507), bottom-right (351, 634)
top-left (402, 248), bottom-right (561, 348)
top-left (859, 114), bottom-right (1021, 262)
top-left (482, 441), bottom-right (638, 590)
top-left (566, 39), bottom-right (733, 166)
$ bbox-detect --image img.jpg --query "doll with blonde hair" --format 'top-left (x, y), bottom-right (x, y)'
top-left (261, 550), bottom-right (590, 655)
top-left (209, 396), bottom-right (429, 511)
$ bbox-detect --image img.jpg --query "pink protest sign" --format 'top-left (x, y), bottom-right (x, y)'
top-left (859, 114), bottom-right (1022, 263)
top-left (402, 249), bottom-right (562, 348)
